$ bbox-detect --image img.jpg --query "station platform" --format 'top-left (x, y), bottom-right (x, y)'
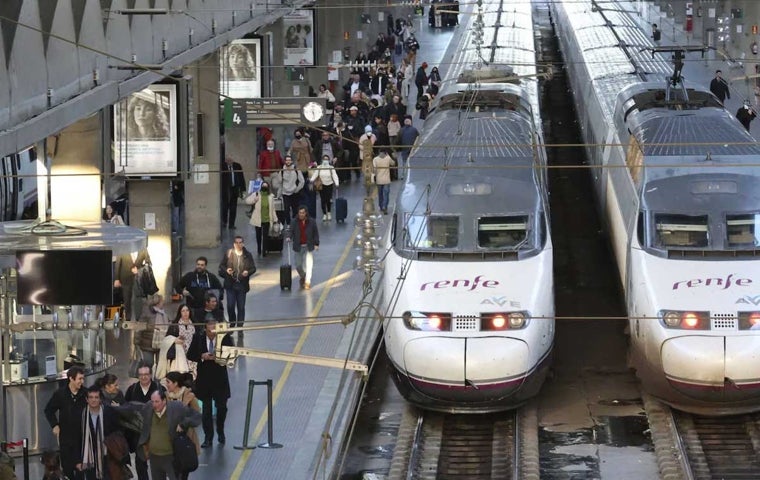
top-left (631, 1), bottom-right (760, 137)
top-left (57, 9), bottom-right (459, 480)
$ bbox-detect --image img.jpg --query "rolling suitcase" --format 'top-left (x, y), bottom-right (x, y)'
top-left (334, 186), bottom-right (348, 223)
top-left (280, 237), bottom-right (292, 290)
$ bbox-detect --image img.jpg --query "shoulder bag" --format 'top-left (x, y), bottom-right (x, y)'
top-left (172, 431), bottom-right (199, 473)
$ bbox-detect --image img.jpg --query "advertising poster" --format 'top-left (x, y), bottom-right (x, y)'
top-left (283, 10), bottom-right (315, 66)
top-left (220, 38), bottom-right (262, 98)
top-left (113, 84), bottom-right (177, 177)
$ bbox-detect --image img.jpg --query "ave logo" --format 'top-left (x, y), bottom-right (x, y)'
top-left (480, 296), bottom-right (521, 308)
top-left (736, 295), bottom-right (760, 306)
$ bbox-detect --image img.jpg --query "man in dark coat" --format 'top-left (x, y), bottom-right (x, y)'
top-left (221, 156), bottom-right (246, 229)
top-left (137, 390), bottom-right (201, 480)
top-left (192, 291), bottom-right (225, 325)
top-left (315, 131), bottom-right (344, 166)
top-left (288, 206), bottom-right (320, 289)
top-left (79, 385), bottom-right (120, 480)
top-left (187, 318), bottom-right (235, 447)
top-left (114, 249), bottom-right (151, 322)
top-left (176, 256), bottom-right (223, 310)
top-left (124, 364), bottom-right (163, 480)
top-left (217, 235), bottom-right (256, 329)
top-left (709, 70), bottom-right (730, 104)
top-left (44, 366), bottom-right (87, 480)
top-left (736, 102), bottom-right (757, 131)
top-left (415, 62), bottom-right (428, 101)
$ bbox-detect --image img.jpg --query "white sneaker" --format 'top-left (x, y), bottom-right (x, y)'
top-left (327, 212), bottom-right (332, 220)
top-left (322, 214), bottom-right (327, 221)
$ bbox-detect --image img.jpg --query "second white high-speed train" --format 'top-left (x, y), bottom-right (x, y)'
top-left (553, 0), bottom-right (760, 414)
top-left (381, 0), bottom-right (554, 413)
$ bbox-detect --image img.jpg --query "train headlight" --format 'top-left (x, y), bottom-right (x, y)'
top-left (402, 311), bottom-right (452, 331)
top-left (663, 311), bottom-right (681, 327)
top-left (479, 312), bottom-right (528, 331)
top-left (738, 312), bottom-right (760, 330)
top-left (659, 310), bottom-right (710, 330)
top-left (508, 312), bottom-right (526, 328)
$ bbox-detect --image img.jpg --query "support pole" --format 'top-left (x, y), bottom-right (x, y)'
top-left (257, 379), bottom-right (283, 449)
top-left (22, 438), bottom-right (28, 480)
top-left (233, 380), bottom-right (257, 450)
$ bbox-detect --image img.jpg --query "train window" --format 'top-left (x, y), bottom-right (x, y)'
top-left (726, 214), bottom-right (760, 247)
top-left (654, 214), bottom-right (709, 248)
top-left (405, 215), bottom-right (459, 249)
top-left (477, 216), bottom-right (529, 249)
top-left (626, 136), bottom-right (644, 185)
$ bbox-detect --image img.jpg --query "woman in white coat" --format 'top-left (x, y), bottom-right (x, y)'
top-left (245, 181), bottom-right (279, 257)
top-left (310, 155), bottom-right (340, 221)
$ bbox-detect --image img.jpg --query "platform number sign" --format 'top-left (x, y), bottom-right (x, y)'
top-left (223, 98), bottom-right (247, 128)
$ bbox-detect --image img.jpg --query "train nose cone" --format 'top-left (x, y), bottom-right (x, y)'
top-left (402, 337), bottom-right (530, 401)
top-left (661, 336), bottom-right (760, 401)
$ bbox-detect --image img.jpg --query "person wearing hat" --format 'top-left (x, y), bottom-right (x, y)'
top-left (415, 62), bottom-right (429, 102)
top-left (344, 105), bottom-right (366, 181)
top-left (280, 154), bottom-right (305, 220)
top-left (359, 125), bottom-right (377, 193)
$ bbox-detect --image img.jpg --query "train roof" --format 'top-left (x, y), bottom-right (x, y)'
top-left (641, 173), bottom-right (760, 214)
top-left (399, 107), bottom-right (541, 215)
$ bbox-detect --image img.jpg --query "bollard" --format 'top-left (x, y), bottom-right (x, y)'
top-left (235, 379), bottom-right (283, 450)
top-left (22, 438), bottom-right (28, 480)
top-left (258, 379), bottom-right (283, 449)
top-left (234, 380), bottom-right (258, 450)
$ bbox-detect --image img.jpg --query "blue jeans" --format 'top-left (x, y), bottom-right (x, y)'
top-left (377, 184), bottom-right (390, 211)
top-left (225, 286), bottom-right (247, 328)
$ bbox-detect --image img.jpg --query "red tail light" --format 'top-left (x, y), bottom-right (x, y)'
top-left (660, 310), bottom-right (710, 330)
top-left (738, 312), bottom-right (760, 330)
top-left (480, 312), bottom-right (528, 331)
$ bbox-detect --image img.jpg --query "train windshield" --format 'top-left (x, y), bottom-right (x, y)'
top-left (405, 215), bottom-right (459, 249)
top-left (478, 216), bottom-right (529, 249)
top-left (654, 214), bottom-right (709, 248)
top-left (727, 214), bottom-right (760, 248)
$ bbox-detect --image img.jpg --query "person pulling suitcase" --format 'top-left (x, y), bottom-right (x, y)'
top-left (288, 206), bottom-right (319, 290)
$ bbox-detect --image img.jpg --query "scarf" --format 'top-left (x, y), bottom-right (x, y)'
top-left (177, 321), bottom-right (195, 353)
top-left (166, 386), bottom-right (187, 403)
top-left (81, 406), bottom-right (105, 479)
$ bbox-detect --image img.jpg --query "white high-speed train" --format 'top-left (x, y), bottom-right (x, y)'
top-left (381, 0), bottom-right (554, 413)
top-left (552, 0), bottom-right (760, 414)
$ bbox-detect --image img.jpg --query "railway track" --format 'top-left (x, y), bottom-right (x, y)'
top-left (645, 395), bottom-right (760, 479)
top-left (387, 404), bottom-right (538, 480)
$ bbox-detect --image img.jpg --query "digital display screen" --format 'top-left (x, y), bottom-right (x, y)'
top-left (16, 250), bottom-right (113, 305)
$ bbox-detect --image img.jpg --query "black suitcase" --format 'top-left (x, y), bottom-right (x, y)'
top-left (267, 235), bottom-right (284, 253)
top-left (335, 187), bottom-right (348, 223)
top-left (280, 238), bottom-right (292, 290)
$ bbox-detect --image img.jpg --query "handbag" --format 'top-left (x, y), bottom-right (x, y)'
top-left (172, 431), bottom-right (198, 473)
top-left (151, 325), bottom-right (168, 351)
top-left (138, 263), bottom-right (159, 296)
top-left (313, 176), bottom-right (323, 191)
top-left (270, 221), bottom-right (284, 238)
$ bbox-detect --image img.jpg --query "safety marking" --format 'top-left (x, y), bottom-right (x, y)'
top-left (231, 222), bottom-right (358, 479)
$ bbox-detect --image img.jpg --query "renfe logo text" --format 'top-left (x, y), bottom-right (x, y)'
top-left (420, 275), bottom-right (499, 292)
top-left (672, 274), bottom-right (752, 290)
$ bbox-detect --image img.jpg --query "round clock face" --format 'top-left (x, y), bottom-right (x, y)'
top-left (303, 101), bottom-right (325, 122)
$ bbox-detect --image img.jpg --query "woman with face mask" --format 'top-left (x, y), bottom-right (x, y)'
top-left (245, 182), bottom-right (279, 256)
top-left (309, 155), bottom-right (340, 221)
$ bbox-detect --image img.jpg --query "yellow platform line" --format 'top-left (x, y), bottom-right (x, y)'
top-left (231, 226), bottom-right (358, 479)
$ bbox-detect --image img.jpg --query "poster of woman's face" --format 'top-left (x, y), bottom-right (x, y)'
top-left (283, 10), bottom-right (315, 66)
top-left (113, 84), bottom-right (177, 176)
top-left (220, 38), bottom-right (262, 98)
